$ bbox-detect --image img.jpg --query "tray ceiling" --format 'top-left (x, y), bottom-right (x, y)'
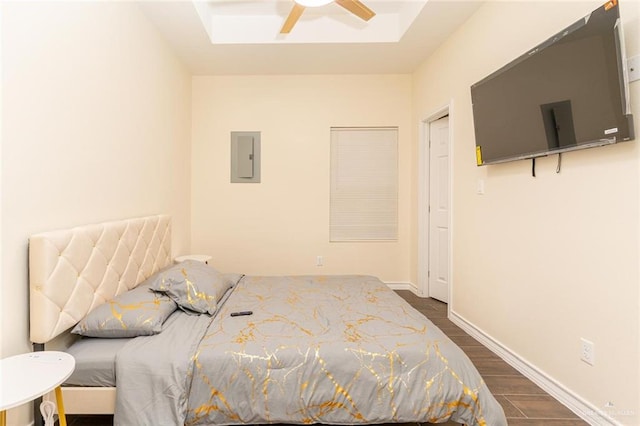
top-left (137, 0), bottom-right (484, 74)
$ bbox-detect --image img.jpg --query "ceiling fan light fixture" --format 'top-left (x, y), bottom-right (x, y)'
top-left (282, 0), bottom-right (376, 34)
top-left (294, 0), bottom-right (333, 7)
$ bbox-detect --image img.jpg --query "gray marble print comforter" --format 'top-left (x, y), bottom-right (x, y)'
top-left (114, 275), bottom-right (507, 426)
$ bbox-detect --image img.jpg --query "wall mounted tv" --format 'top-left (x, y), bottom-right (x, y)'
top-left (471, 0), bottom-right (634, 166)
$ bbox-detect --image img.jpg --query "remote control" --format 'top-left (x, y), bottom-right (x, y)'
top-left (230, 311), bottom-right (253, 317)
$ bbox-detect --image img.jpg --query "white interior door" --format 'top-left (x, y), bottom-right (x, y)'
top-left (428, 116), bottom-right (450, 302)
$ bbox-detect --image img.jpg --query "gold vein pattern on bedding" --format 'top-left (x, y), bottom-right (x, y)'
top-left (185, 276), bottom-right (506, 426)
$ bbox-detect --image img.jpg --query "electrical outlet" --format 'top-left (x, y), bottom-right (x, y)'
top-left (580, 338), bottom-right (595, 366)
top-left (316, 256), bottom-right (323, 267)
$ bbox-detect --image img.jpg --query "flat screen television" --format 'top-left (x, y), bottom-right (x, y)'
top-left (471, 0), bottom-right (634, 166)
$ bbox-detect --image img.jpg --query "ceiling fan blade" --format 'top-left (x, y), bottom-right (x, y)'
top-left (280, 3), bottom-right (306, 34)
top-left (335, 0), bottom-right (375, 21)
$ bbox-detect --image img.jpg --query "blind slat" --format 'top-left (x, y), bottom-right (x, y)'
top-left (330, 128), bottom-right (398, 242)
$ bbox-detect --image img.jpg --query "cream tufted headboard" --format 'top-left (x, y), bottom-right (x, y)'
top-left (29, 215), bottom-right (172, 344)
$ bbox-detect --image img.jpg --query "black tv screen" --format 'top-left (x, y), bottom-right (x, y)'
top-left (471, 0), bottom-right (634, 166)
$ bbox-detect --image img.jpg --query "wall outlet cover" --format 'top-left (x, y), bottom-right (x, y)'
top-left (580, 338), bottom-right (595, 366)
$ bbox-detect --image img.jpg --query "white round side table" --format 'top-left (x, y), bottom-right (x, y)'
top-left (0, 351), bottom-right (75, 426)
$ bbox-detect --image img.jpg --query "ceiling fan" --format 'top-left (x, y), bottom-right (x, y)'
top-left (280, 0), bottom-right (376, 34)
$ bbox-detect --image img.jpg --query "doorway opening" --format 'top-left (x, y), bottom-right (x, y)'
top-left (418, 107), bottom-right (452, 303)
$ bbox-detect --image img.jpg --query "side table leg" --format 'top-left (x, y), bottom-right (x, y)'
top-left (0, 409), bottom-right (6, 426)
top-left (54, 386), bottom-right (67, 426)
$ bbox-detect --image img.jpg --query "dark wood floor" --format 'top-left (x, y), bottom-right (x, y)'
top-left (67, 292), bottom-right (587, 426)
top-left (396, 291), bottom-right (587, 426)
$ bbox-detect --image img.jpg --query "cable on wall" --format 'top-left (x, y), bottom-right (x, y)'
top-left (532, 158), bottom-right (536, 177)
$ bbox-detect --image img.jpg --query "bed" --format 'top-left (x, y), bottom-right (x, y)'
top-left (29, 215), bottom-right (507, 426)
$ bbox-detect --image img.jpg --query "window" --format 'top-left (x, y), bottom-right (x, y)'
top-left (330, 127), bottom-right (398, 241)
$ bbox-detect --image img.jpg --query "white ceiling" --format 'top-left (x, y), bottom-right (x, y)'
top-left (194, 0), bottom-right (428, 44)
top-left (137, 0), bottom-right (484, 75)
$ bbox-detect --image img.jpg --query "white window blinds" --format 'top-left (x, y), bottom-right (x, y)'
top-left (330, 127), bottom-right (398, 241)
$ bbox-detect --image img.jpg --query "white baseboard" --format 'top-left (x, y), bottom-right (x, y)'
top-left (385, 281), bottom-right (419, 294)
top-left (449, 310), bottom-right (621, 426)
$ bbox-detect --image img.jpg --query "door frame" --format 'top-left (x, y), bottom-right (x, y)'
top-left (418, 103), bottom-right (453, 305)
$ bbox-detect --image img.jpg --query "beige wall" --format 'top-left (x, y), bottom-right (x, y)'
top-left (191, 75), bottom-right (412, 282)
top-left (412, 1), bottom-right (639, 424)
top-left (2, 1), bottom-right (639, 425)
top-left (1, 2), bottom-right (191, 423)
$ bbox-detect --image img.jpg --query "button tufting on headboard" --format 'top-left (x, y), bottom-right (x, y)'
top-left (29, 215), bottom-right (171, 344)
